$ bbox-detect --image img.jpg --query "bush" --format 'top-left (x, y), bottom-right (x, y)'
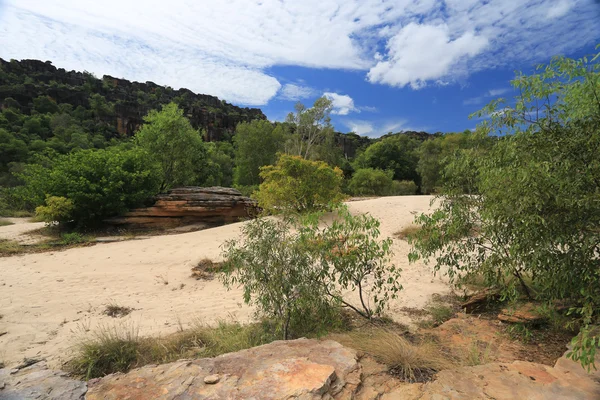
top-left (347, 168), bottom-right (393, 196)
top-left (391, 180), bottom-right (418, 195)
top-left (35, 196), bottom-right (74, 224)
top-left (19, 146), bottom-right (160, 227)
top-left (256, 154), bottom-right (344, 213)
top-left (222, 206), bottom-right (400, 338)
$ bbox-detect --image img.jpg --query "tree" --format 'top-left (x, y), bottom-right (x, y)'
top-left (354, 135), bottom-right (420, 183)
top-left (202, 142), bottom-right (235, 187)
top-left (409, 50), bottom-right (600, 369)
top-left (135, 103), bottom-right (206, 191)
top-left (348, 168), bottom-right (394, 196)
top-left (233, 120), bottom-right (285, 187)
top-left (18, 146), bottom-right (160, 226)
top-left (256, 154), bottom-right (344, 213)
top-left (284, 97), bottom-right (334, 160)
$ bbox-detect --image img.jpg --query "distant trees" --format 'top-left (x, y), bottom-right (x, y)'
top-left (135, 103), bottom-right (206, 191)
top-left (353, 135), bottom-right (420, 184)
top-left (284, 97), bottom-right (334, 160)
top-left (233, 120), bottom-right (285, 188)
top-left (348, 168), bottom-right (394, 196)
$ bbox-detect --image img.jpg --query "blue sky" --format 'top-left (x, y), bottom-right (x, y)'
top-left (1, 0), bottom-right (599, 137)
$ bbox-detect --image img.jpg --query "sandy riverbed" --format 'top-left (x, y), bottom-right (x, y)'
top-left (0, 196), bottom-right (450, 368)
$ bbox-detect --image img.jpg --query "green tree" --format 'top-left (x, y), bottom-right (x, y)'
top-left (409, 50), bottom-right (600, 369)
top-left (19, 146), bottom-right (160, 226)
top-left (202, 142), bottom-right (235, 187)
top-left (135, 103), bottom-right (206, 191)
top-left (348, 168), bottom-right (393, 196)
top-left (354, 135), bottom-right (420, 183)
top-left (256, 154), bottom-right (344, 213)
top-left (233, 120), bottom-right (284, 187)
top-left (284, 97), bottom-right (334, 160)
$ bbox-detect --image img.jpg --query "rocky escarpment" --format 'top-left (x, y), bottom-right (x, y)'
top-left (2, 339), bottom-right (599, 399)
top-left (0, 58), bottom-right (266, 140)
top-left (107, 187), bottom-right (259, 229)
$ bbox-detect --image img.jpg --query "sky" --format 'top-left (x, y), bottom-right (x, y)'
top-left (0, 0), bottom-right (599, 137)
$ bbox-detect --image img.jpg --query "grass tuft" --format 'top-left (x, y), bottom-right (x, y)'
top-left (0, 219), bottom-right (15, 227)
top-left (68, 320), bottom-right (279, 380)
top-left (393, 225), bottom-right (422, 241)
top-left (331, 328), bottom-right (456, 382)
top-left (103, 304), bottom-right (133, 318)
top-left (191, 258), bottom-right (225, 280)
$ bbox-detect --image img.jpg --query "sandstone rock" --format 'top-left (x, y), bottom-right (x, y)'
top-left (203, 374), bottom-right (220, 384)
top-left (107, 187), bottom-right (259, 229)
top-left (86, 339), bottom-right (362, 400)
top-left (461, 288), bottom-right (500, 313)
top-left (0, 361), bottom-right (86, 400)
top-left (498, 302), bottom-right (545, 324)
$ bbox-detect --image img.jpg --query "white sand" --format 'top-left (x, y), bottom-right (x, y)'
top-left (0, 218), bottom-right (46, 244)
top-left (0, 196), bottom-right (450, 368)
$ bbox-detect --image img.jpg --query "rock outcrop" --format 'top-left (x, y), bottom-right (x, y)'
top-left (2, 339), bottom-right (599, 399)
top-left (107, 187), bottom-right (259, 229)
top-left (0, 362), bottom-right (87, 400)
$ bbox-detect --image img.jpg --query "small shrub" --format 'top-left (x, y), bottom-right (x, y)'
top-left (391, 180), bottom-right (418, 195)
top-left (256, 154), bottom-right (344, 213)
top-left (35, 196), bottom-right (74, 224)
top-left (347, 168), bottom-right (393, 196)
top-left (0, 239), bottom-right (21, 256)
top-left (425, 303), bottom-right (455, 327)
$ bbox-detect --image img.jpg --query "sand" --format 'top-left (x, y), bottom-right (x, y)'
top-left (0, 196), bottom-right (450, 368)
top-left (0, 218), bottom-right (46, 245)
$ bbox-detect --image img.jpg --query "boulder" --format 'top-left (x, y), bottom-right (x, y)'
top-left (0, 361), bottom-right (86, 400)
top-left (498, 302), bottom-right (545, 324)
top-left (107, 187), bottom-right (259, 229)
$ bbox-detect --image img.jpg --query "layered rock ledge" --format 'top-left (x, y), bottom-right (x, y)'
top-left (107, 187), bottom-right (259, 229)
top-left (1, 338), bottom-right (599, 399)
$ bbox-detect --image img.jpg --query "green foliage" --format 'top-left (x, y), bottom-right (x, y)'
top-left (348, 168), bottom-right (393, 196)
top-left (233, 120), bottom-right (285, 187)
top-left (391, 180), bottom-right (418, 195)
top-left (284, 97), bottom-right (334, 160)
top-left (135, 103), bottom-right (206, 190)
top-left (60, 232), bottom-right (87, 245)
top-left (409, 51), bottom-right (600, 369)
top-left (309, 207), bottom-right (401, 319)
top-left (222, 206), bottom-right (400, 337)
top-left (256, 154), bottom-right (344, 213)
top-left (203, 142), bottom-right (235, 187)
top-left (353, 134), bottom-right (420, 182)
top-left (35, 195), bottom-right (74, 224)
top-left (221, 216), bottom-right (338, 339)
top-left (19, 146), bottom-right (160, 227)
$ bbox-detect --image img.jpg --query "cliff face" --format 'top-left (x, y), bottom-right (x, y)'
top-left (0, 58), bottom-right (266, 141)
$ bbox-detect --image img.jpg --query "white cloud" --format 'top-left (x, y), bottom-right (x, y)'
top-left (368, 23), bottom-right (489, 89)
top-left (463, 87), bottom-right (512, 105)
top-left (344, 119), bottom-right (425, 137)
top-left (0, 0), bottom-right (596, 105)
top-left (279, 84), bottom-right (317, 101)
top-left (324, 92), bottom-right (358, 115)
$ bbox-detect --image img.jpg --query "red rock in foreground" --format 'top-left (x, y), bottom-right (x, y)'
top-left (107, 187), bottom-right (259, 229)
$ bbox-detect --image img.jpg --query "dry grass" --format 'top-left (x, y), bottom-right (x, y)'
top-left (103, 304), bottom-right (133, 318)
top-left (331, 328), bottom-right (457, 382)
top-left (191, 258), bottom-right (225, 280)
top-left (393, 224), bottom-right (422, 241)
top-left (67, 320), bottom-right (279, 380)
top-left (0, 219), bottom-right (14, 227)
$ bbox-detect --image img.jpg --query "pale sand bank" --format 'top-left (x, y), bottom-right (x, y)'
top-left (0, 196), bottom-right (449, 367)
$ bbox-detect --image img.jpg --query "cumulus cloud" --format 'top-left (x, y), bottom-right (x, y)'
top-left (324, 92), bottom-right (358, 115)
top-left (344, 119), bottom-right (424, 137)
top-left (279, 84), bottom-right (317, 101)
top-left (368, 23), bottom-right (489, 89)
top-left (0, 0), bottom-right (597, 104)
